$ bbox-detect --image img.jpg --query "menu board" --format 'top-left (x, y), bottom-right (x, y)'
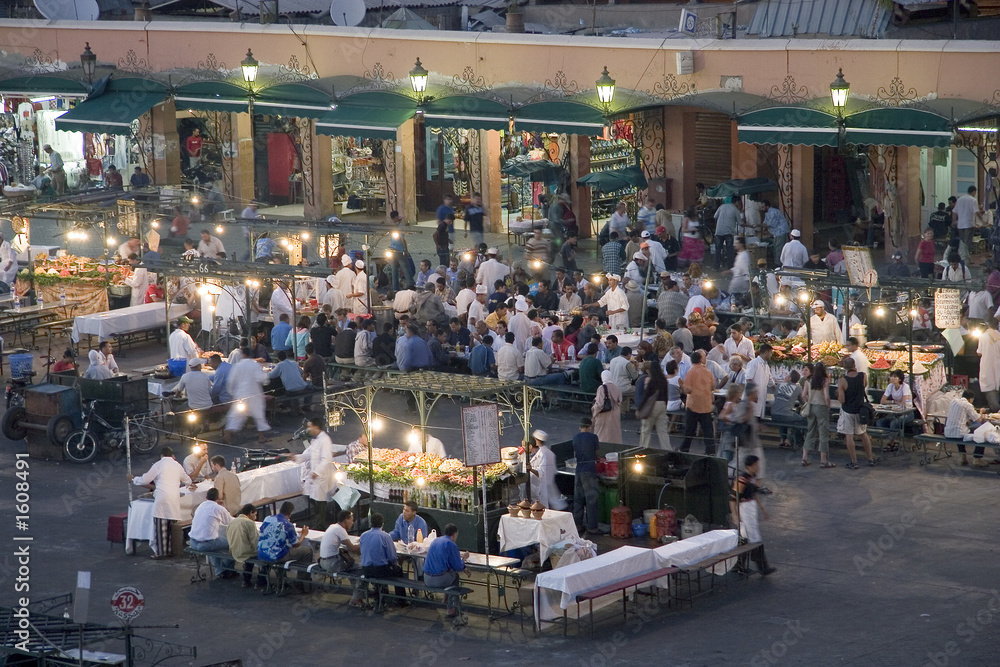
top-left (842, 246), bottom-right (877, 287)
top-left (461, 403), bottom-right (501, 467)
top-left (934, 288), bottom-right (962, 329)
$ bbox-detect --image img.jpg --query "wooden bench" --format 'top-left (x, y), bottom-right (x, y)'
top-left (913, 434), bottom-right (1000, 468)
top-left (569, 566), bottom-right (679, 636)
top-left (670, 541), bottom-right (764, 608)
top-left (545, 386), bottom-right (595, 412)
top-left (30, 317), bottom-right (75, 348)
top-left (366, 576), bottom-right (474, 623)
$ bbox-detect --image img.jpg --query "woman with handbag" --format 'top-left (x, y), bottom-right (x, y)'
top-left (837, 356), bottom-right (876, 469)
top-left (591, 370), bottom-right (623, 443)
top-left (771, 370), bottom-right (807, 449)
top-left (638, 362), bottom-right (672, 450)
top-left (802, 362), bottom-right (835, 468)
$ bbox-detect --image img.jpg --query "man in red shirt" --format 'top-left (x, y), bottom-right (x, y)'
top-left (145, 279), bottom-right (165, 304)
top-left (105, 165), bottom-right (123, 191)
top-left (186, 129), bottom-right (204, 168)
top-left (171, 206), bottom-right (190, 238)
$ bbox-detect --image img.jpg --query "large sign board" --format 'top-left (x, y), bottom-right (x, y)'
top-left (461, 403), bottom-right (501, 467)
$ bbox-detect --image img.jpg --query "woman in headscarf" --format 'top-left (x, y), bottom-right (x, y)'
top-left (83, 350), bottom-right (113, 380)
top-left (591, 370), bottom-right (623, 444)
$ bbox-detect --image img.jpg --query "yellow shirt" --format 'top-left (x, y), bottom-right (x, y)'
top-left (225, 515), bottom-right (258, 564)
top-left (485, 310), bottom-right (508, 330)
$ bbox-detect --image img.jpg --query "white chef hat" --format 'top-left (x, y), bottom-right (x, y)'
top-left (355, 259), bottom-right (365, 269)
top-left (532, 429), bottom-right (548, 442)
top-left (340, 254), bottom-right (352, 266)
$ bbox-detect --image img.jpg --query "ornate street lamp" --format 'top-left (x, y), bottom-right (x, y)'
top-left (409, 58), bottom-right (429, 104)
top-left (830, 68), bottom-right (850, 115)
top-left (80, 43), bottom-right (97, 83)
top-left (241, 49), bottom-right (259, 86)
top-left (596, 66), bottom-right (616, 113)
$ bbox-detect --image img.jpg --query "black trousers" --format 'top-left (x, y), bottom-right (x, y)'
top-left (681, 409), bottom-right (715, 455)
top-left (363, 563), bottom-right (407, 598)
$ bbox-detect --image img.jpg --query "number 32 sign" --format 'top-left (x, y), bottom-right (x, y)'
top-left (111, 586), bottom-right (144, 623)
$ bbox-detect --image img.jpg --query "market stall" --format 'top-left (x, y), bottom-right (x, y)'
top-left (323, 373), bottom-right (542, 552)
top-left (17, 253), bottom-right (119, 315)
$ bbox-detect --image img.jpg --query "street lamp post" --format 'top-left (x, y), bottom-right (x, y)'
top-left (409, 58), bottom-right (429, 105)
top-left (596, 66), bottom-right (616, 115)
top-left (241, 49), bottom-right (260, 202)
top-left (80, 43), bottom-right (97, 85)
top-left (830, 68), bottom-right (850, 150)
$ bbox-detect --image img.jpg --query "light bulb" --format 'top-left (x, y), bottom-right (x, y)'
top-left (593, 275), bottom-right (601, 283)
top-left (252, 280), bottom-right (260, 288)
top-left (209, 305), bottom-right (215, 312)
top-left (634, 461), bottom-right (643, 472)
top-left (799, 293), bottom-right (809, 302)
top-left (151, 221), bottom-right (159, 228)
top-left (301, 232), bottom-right (309, 240)
top-left (416, 476), bottom-right (426, 487)
top-left (876, 307), bottom-right (885, 317)
top-left (191, 196), bottom-right (199, 204)
top-left (237, 402), bottom-right (246, 412)
top-left (334, 471), bottom-right (346, 483)
top-left (192, 444), bottom-right (202, 453)
top-left (407, 430), bottom-right (420, 445)
top-left (463, 253), bottom-right (471, 261)
top-left (187, 413), bottom-right (197, 423)
top-left (703, 280), bottom-right (713, 289)
top-left (392, 232), bottom-right (400, 240)
top-left (385, 250), bottom-right (393, 259)
top-left (245, 279), bottom-right (252, 286)
top-left (910, 309), bottom-right (918, 317)
top-left (371, 417), bottom-right (383, 431)
top-left (280, 238), bottom-right (289, 247)
top-left (974, 329), bottom-right (983, 338)
top-left (216, 226), bottom-right (224, 234)
top-left (776, 295), bottom-right (786, 305)
top-left (107, 237), bottom-right (116, 247)
top-left (197, 285), bottom-right (208, 296)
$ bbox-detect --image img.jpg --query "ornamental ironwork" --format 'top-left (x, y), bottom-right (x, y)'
top-left (195, 53), bottom-right (228, 79)
top-left (117, 49), bottom-right (151, 74)
top-left (362, 62), bottom-right (396, 90)
top-left (768, 75), bottom-right (809, 104)
top-left (542, 70), bottom-right (580, 97)
top-left (649, 74), bottom-right (694, 101)
top-left (875, 77), bottom-right (919, 107)
top-left (451, 66), bottom-right (490, 94)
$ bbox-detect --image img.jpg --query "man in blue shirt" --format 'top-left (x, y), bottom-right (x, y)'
top-left (271, 314), bottom-right (292, 353)
top-left (423, 523), bottom-right (467, 617)
top-left (464, 192), bottom-right (485, 247)
top-left (255, 232), bottom-right (277, 262)
top-left (469, 335), bottom-right (496, 376)
top-left (359, 513), bottom-right (407, 603)
top-left (488, 280), bottom-right (508, 313)
top-left (572, 417), bottom-right (606, 535)
top-left (397, 325), bottom-right (433, 372)
top-left (130, 167), bottom-right (151, 189)
top-left (437, 194), bottom-right (455, 240)
top-left (601, 232), bottom-right (625, 276)
top-left (389, 501), bottom-right (428, 543)
top-left (257, 501), bottom-right (311, 592)
top-left (267, 350), bottom-right (309, 393)
top-left (762, 199), bottom-right (790, 267)
top-left (207, 354), bottom-right (232, 404)
top-left (415, 259), bottom-right (434, 288)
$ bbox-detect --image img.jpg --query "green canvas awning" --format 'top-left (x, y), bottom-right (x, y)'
top-left (254, 82), bottom-right (336, 119)
top-left (54, 78), bottom-right (168, 135)
top-left (421, 95), bottom-right (510, 131)
top-left (737, 106), bottom-right (839, 147)
top-left (0, 74), bottom-right (91, 98)
top-left (173, 81), bottom-right (250, 113)
top-left (577, 164), bottom-right (647, 191)
top-left (514, 101), bottom-right (606, 135)
top-left (315, 107), bottom-right (412, 140)
top-left (844, 107), bottom-right (953, 148)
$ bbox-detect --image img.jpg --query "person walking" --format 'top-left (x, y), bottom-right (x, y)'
top-left (680, 350), bottom-right (716, 455)
top-left (837, 356), bottom-right (875, 469)
top-left (637, 361), bottom-right (671, 450)
top-left (572, 417), bottom-right (606, 535)
top-left (591, 370), bottom-right (623, 444)
top-left (801, 362), bottom-right (834, 468)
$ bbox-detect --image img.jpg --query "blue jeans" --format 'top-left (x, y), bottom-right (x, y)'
top-left (190, 537), bottom-right (231, 575)
top-left (424, 571), bottom-right (461, 611)
top-left (875, 410), bottom-right (913, 436)
top-left (715, 234), bottom-right (733, 270)
top-left (573, 471), bottom-right (600, 532)
top-left (527, 373), bottom-right (566, 386)
top-left (772, 412), bottom-right (807, 447)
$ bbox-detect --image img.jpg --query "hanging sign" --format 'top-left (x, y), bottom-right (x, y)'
top-left (461, 403), bottom-right (501, 467)
top-left (934, 289), bottom-right (961, 329)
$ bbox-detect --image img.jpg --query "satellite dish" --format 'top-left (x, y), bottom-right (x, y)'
top-left (330, 0), bottom-right (365, 27)
top-left (34, 0), bottom-right (100, 20)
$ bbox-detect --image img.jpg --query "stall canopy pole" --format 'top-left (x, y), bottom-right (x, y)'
top-left (523, 383), bottom-right (531, 502)
top-left (366, 385), bottom-right (375, 517)
top-left (164, 268), bottom-right (171, 355)
top-left (124, 414), bottom-right (133, 503)
top-left (639, 252), bottom-right (653, 339)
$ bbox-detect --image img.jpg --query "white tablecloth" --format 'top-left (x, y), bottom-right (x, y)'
top-left (498, 509), bottom-right (578, 563)
top-left (653, 529), bottom-right (739, 584)
top-left (124, 461), bottom-right (304, 551)
top-left (72, 302), bottom-right (192, 343)
top-left (533, 546), bottom-right (660, 627)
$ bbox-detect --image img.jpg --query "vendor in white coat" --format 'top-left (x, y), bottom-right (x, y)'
top-left (334, 254), bottom-right (356, 302)
top-left (296, 416), bottom-right (336, 529)
top-left (223, 348), bottom-right (271, 444)
top-left (978, 317), bottom-right (1000, 412)
top-left (269, 280), bottom-right (293, 324)
top-left (129, 446), bottom-right (196, 558)
top-left (169, 316), bottom-right (200, 360)
top-left (124, 254), bottom-right (149, 307)
top-left (349, 259), bottom-right (369, 315)
top-left (527, 430), bottom-right (566, 510)
top-left (0, 232), bottom-right (16, 287)
top-left (589, 274), bottom-right (629, 330)
top-left (809, 300), bottom-right (843, 344)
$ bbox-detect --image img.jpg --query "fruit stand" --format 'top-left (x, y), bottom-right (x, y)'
top-left (15, 254), bottom-right (126, 315)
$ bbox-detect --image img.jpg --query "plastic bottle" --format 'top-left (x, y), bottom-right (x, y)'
top-left (13, 297), bottom-right (20, 311)
top-left (36, 292), bottom-right (43, 308)
top-left (407, 524), bottom-right (415, 544)
top-left (416, 528), bottom-right (423, 544)
top-left (60, 289), bottom-right (66, 306)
